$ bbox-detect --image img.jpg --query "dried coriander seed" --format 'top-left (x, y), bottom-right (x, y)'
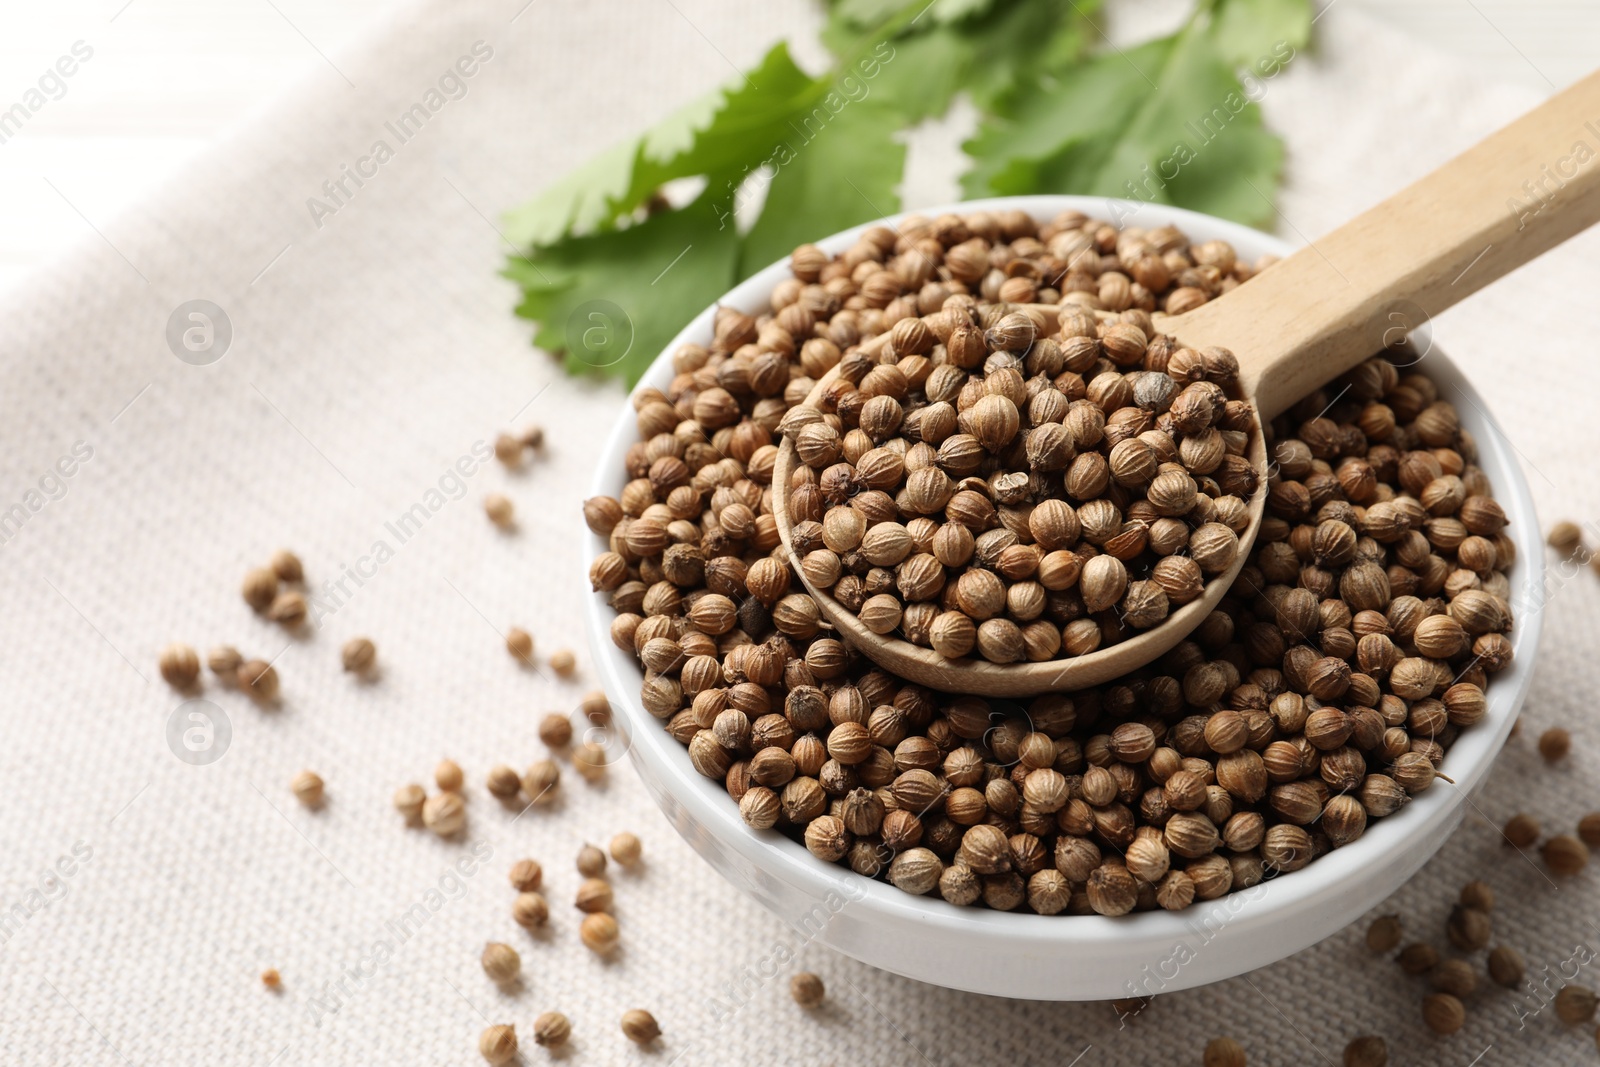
top-left (577, 844), bottom-right (607, 877)
top-left (1487, 945), bottom-right (1525, 987)
top-left (480, 942), bottom-right (520, 984)
top-left (790, 972), bottom-right (825, 1008)
top-left (238, 659), bottom-right (279, 701)
top-left (484, 493), bottom-right (515, 528)
top-left (485, 764), bottom-right (521, 799)
top-left (508, 858), bottom-right (542, 891)
top-left (1421, 993), bottom-right (1464, 1034)
top-left (1203, 1037), bottom-right (1246, 1067)
top-left (1446, 905), bottom-right (1491, 951)
top-left (621, 1009), bottom-right (660, 1045)
top-left (207, 645), bottom-right (242, 679)
top-left (533, 1012), bottom-right (570, 1047)
top-left (1580, 813), bottom-right (1600, 847)
top-left (261, 968), bottom-right (281, 990)
top-left (1544, 834), bottom-right (1590, 876)
top-left (580, 912), bottom-right (619, 954)
top-left (512, 891), bottom-right (549, 928)
top-left (1366, 914), bottom-right (1402, 953)
top-left (159, 643), bottom-right (201, 689)
top-left (1547, 521), bottom-right (1583, 554)
top-left (341, 636), bottom-right (376, 673)
top-left (505, 627), bottom-right (534, 664)
top-left (1458, 880), bottom-right (1494, 912)
top-left (573, 742), bottom-right (607, 781)
top-left (422, 792), bottom-right (466, 836)
top-left (1557, 985), bottom-right (1599, 1024)
top-left (521, 759), bottom-right (561, 803)
top-left (393, 783), bottom-right (425, 820)
top-left (270, 548), bottom-right (304, 583)
top-left (1539, 727), bottom-right (1571, 762)
top-left (610, 832), bottom-right (642, 866)
top-left (493, 432), bottom-right (522, 466)
top-left (242, 566), bottom-right (279, 611)
top-left (267, 590), bottom-right (307, 627)
top-left (435, 759), bottom-right (465, 793)
top-left (1431, 958), bottom-right (1477, 998)
top-left (575, 877), bottom-right (613, 913)
top-left (1397, 942), bottom-right (1439, 975)
top-left (1502, 813), bottom-right (1540, 849)
top-left (291, 770), bottom-right (324, 807)
top-left (479, 1024), bottom-right (517, 1065)
top-left (539, 713), bottom-right (573, 748)
top-left (550, 648), bottom-right (577, 677)
top-left (1343, 1036), bottom-right (1387, 1067)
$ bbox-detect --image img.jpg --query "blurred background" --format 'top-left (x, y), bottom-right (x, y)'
top-left (0, 0), bottom-right (1591, 294)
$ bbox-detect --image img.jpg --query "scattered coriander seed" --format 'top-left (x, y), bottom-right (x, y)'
top-left (493, 432), bottom-right (523, 466)
top-left (1431, 958), bottom-right (1477, 998)
top-left (573, 742), bottom-right (607, 782)
top-left (505, 627), bottom-right (534, 664)
top-left (158, 643), bottom-right (201, 689)
top-left (1487, 945), bottom-right (1525, 988)
top-left (539, 713), bottom-right (573, 748)
top-left (291, 770), bottom-right (324, 808)
top-left (486, 764), bottom-right (521, 799)
top-left (341, 636), bottom-right (376, 673)
top-left (1557, 985), bottom-right (1599, 1024)
top-left (580, 912), bottom-right (619, 954)
top-left (1366, 914), bottom-right (1402, 953)
top-left (393, 783), bottom-right (425, 820)
top-left (1543, 834), bottom-right (1590, 876)
top-left (520, 424), bottom-right (544, 449)
top-left (242, 566), bottom-right (278, 611)
top-left (550, 648), bottom-right (577, 677)
top-left (1397, 942), bottom-right (1439, 975)
top-left (435, 759), bottom-right (465, 793)
top-left (479, 1024), bottom-right (517, 1065)
top-left (1548, 521), bottom-right (1583, 555)
top-left (1111, 996), bottom-right (1150, 1022)
top-left (1343, 1035), bottom-right (1387, 1067)
top-left (577, 844), bottom-right (607, 877)
top-left (422, 792), bottom-right (466, 836)
top-left (480, 942), bottom-right (520, 984)
top-left (1203, 1037), bottom-right (1246, 1067)
top-left (534, 1012), bottom-right (570, 1048)
top-left (575, 877), bottom-right (613, 913)
top-left (1458, 880), bottom-right (1494, 912)
top-left (270, 548), bottom-right (303, 583)
top-left (207, 645), bottom-right (242, 679)
top-left (237, 659), bottom-right (279, 701)
top-left (1539, 727), bottom-right (1571, 762)
top-left (1580, 812), bottom-right (1600, 847)
top-left (267, 590), bottom-right (308, 627)
top-left (484, 493), bottom-right (515, 528)
top-left (620, 1009), bottom-right (660, 1045)
top-left (609, 832), bottom-right (641, 866)
top-left (512, 891), bottom-right (549, 928)
top-left (508, 858), bottom-right (542, 892)
top-left (1446, 905), bottom-right (1491, 951)
top-left (1421, 993), bottom-right (1464, 1035)
top-left (790, 972), bottom-right (825, 1008)
top-left (1502, 813), bottom-right (1540, 849)
top-left (521, 759), bottom-right (561, 803)
top-left (261, 968), bottom-right (281, 990)
top-left (580, 690), bottom-right (611, 724)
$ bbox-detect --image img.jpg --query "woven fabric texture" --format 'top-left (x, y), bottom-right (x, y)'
top-left (2, 1), bottom-right (1599, 1064)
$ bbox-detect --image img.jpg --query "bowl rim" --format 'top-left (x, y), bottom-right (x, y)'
top-left (582, 194), bottom-right (1544, 993)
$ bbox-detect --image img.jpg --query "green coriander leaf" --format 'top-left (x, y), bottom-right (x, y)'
top-left (1206, 0), bottom-right (1312, 68)
top-left (960, 0), bottom-right (1307, 228)
top-left (500, 139), bottom-right (637, 249)
top-left (505, 187), bottom-right (741, 385)
top-left (739, 102), bottom-right (908, 275)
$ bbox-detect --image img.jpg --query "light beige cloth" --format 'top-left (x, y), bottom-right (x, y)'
top-left (2, 1), bottom-right (1599, 1063)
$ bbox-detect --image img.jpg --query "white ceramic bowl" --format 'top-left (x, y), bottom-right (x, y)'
top-left (583, 196), bottom-right (1544, 1000)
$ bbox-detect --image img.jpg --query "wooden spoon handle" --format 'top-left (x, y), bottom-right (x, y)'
top-left (1170, 68), bottom-right (1600, 420)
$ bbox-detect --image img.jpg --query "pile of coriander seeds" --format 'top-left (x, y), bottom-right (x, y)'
top-left (584, 207), bottom-right (1517, 917)
top-left (778, 281), bottom-right (1258, 665)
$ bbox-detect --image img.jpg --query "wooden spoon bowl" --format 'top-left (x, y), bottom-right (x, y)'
top-left (773, 69), bottom-right (1600, 696)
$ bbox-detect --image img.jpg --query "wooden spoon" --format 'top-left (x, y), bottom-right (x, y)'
top-left (770, 69), bottom-right (1600, 697)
